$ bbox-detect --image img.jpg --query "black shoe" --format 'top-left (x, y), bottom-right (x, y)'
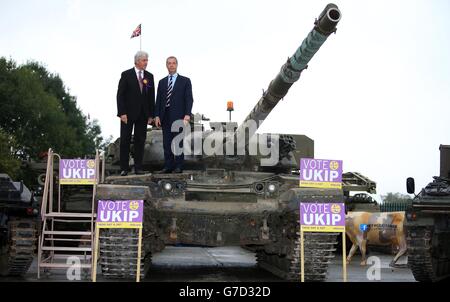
top-left (134, 169), bottom-right (146, 175)
top-left (158, 168), bottom-right (173, 174)
top-left (173, 168), bottom-right (183, 174)
top-left (120, 170), bottom-right (128, 176)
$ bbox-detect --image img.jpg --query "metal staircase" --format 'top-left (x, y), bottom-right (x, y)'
top-left (37, 149), bottom-right (104, 280)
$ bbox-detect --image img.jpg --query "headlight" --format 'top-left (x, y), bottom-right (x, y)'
top-left (254, 183), bottom-right (265, 193)
top-left (268, 184), bottom-right (277, 193)
top-left (163, 182), bottom-right (173, 191)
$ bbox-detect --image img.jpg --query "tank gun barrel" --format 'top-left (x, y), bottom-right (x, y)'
top-left (234, 3), bottom-right (341, 146)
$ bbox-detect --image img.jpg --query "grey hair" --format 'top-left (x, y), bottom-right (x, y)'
top-left (166, 56), bottom-right (178, 64)
top-left (134, 51), bottom-right (149, 64)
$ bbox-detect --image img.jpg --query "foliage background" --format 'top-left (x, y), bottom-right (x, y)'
top-left (0, 57), bottom-right (110, 185)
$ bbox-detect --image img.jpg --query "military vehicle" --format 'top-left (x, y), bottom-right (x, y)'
top-left (343, 174), bottom-right (379, 213)
top-left (345, 193), bottom-right (380, 212)
top-left (0, 174), bottom-right (39, 276)
top-left (94, 4), bottom-right (350, 281)
top-left (406, 144), bottom-right (450, 282)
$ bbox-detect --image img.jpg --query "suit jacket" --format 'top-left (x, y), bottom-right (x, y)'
top-left (117, 68), bottom-right (155, 121)
top-left (155, 74), bottom-right (193, 122)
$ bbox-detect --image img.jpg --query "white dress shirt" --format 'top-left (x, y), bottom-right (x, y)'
top-left (134, 67), bottom-right (144, 80)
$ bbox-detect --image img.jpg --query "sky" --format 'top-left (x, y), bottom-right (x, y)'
top-left (1, 0), bottom-right (449, 195)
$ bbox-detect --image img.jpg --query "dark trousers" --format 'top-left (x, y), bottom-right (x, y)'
top-left (162, 106), bottom-right (184, 170)
top-left (120, 112), bottom-right (147, 171)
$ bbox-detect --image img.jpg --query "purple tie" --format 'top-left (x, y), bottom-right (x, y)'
top-left (138, 70), bottom-right (143, 93)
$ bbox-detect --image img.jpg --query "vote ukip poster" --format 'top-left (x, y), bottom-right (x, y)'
top-left (299, 158), bottom-right (342, 189)
top-left (300, 202), bottom-right (345, 232)
top-left (59, 159), bottom-right (96, 185)
top-left (97, 200), bottom-right (144, 229)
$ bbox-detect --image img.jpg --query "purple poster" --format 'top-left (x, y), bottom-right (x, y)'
top-left (97, 200), bottom-right (143, 229)
top-left (299, 158), bottom-right (342, 189)
top-left (300, 202), bottom-right (345, 232)
top-left (59, 159), bottom-right (96, 185)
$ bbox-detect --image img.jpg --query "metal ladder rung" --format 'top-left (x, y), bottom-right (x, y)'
top-left (39, 263), bottom-right (92, 269)
top-left (41, 246), bottom-right (92, 252)
top-left (46, 254), bottom-right (92, 260)
top-left (44, 238), bottom-right (92, 242)
top-left (52, 219), bottom-right (94, 223)
top-left (43, 231), bottom-right (92, 236)
top-left (45, 212), bottom-right (96, 218)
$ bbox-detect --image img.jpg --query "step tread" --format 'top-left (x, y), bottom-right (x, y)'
top-left (49, 254), bottom-right (93, 259)
top-left (41, 246), bottom-right (92, 252)
top-left (45, 212), bottom-right (96, 218)
top-left (39, 263), bottom-right (92, 269)
top-left (44, 238), bottom-right (91, 242)
top-left (52, 219), bottom-right (94, 223)
top-left (43, 231), bottom-right (92, 236)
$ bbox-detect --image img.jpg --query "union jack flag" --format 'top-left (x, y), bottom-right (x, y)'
top-left (130, 24), bottom-right (141, 39)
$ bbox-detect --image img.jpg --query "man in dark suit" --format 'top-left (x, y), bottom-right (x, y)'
top-left (117, 51), bottom-right (155, 176)
top-left (155, 56), bottom-right (193, 173)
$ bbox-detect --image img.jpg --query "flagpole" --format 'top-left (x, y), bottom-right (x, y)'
top-left (140, 24), bottom-right (142, 51)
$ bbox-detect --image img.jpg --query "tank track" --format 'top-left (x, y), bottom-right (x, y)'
top-left (257, 230), bottom-right (338, 281)
top-left (407, 226), bottom-right (450, 282)
top-left (0, 219), bottom-right (37, 276)
top-left (99, 228), bottom-right (150, 279)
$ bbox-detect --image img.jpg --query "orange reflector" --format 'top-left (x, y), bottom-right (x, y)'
top-left (227, 101), bottom-right (234, 111)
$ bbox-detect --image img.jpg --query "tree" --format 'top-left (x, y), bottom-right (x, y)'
top-left (0, 129), bottom-right (20, 178)
top-left (85, 119), bottom-right (113, 155)
top-left (0, 57), bottom-right (109, 186)
top-left (0, 57), bottom-right (107, 161)
top-left (381, 192), bottom-right (412, 203)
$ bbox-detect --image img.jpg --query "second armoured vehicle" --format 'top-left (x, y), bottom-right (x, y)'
top-left (95, 4), bottom-right (365, 281)
top-left (0, 174), bottom-right (39, 276)
top-left (406, 144), bottom-right (450, 282)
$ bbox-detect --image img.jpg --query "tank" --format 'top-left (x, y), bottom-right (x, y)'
top-left (405, 144), bottom-right (450, 282)
top-left (96, 3), bottom-right (345, 281)
top-left (0, 174), bottom-right (39, 276)
top-left (342, 172), bottom-right (380, 212)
